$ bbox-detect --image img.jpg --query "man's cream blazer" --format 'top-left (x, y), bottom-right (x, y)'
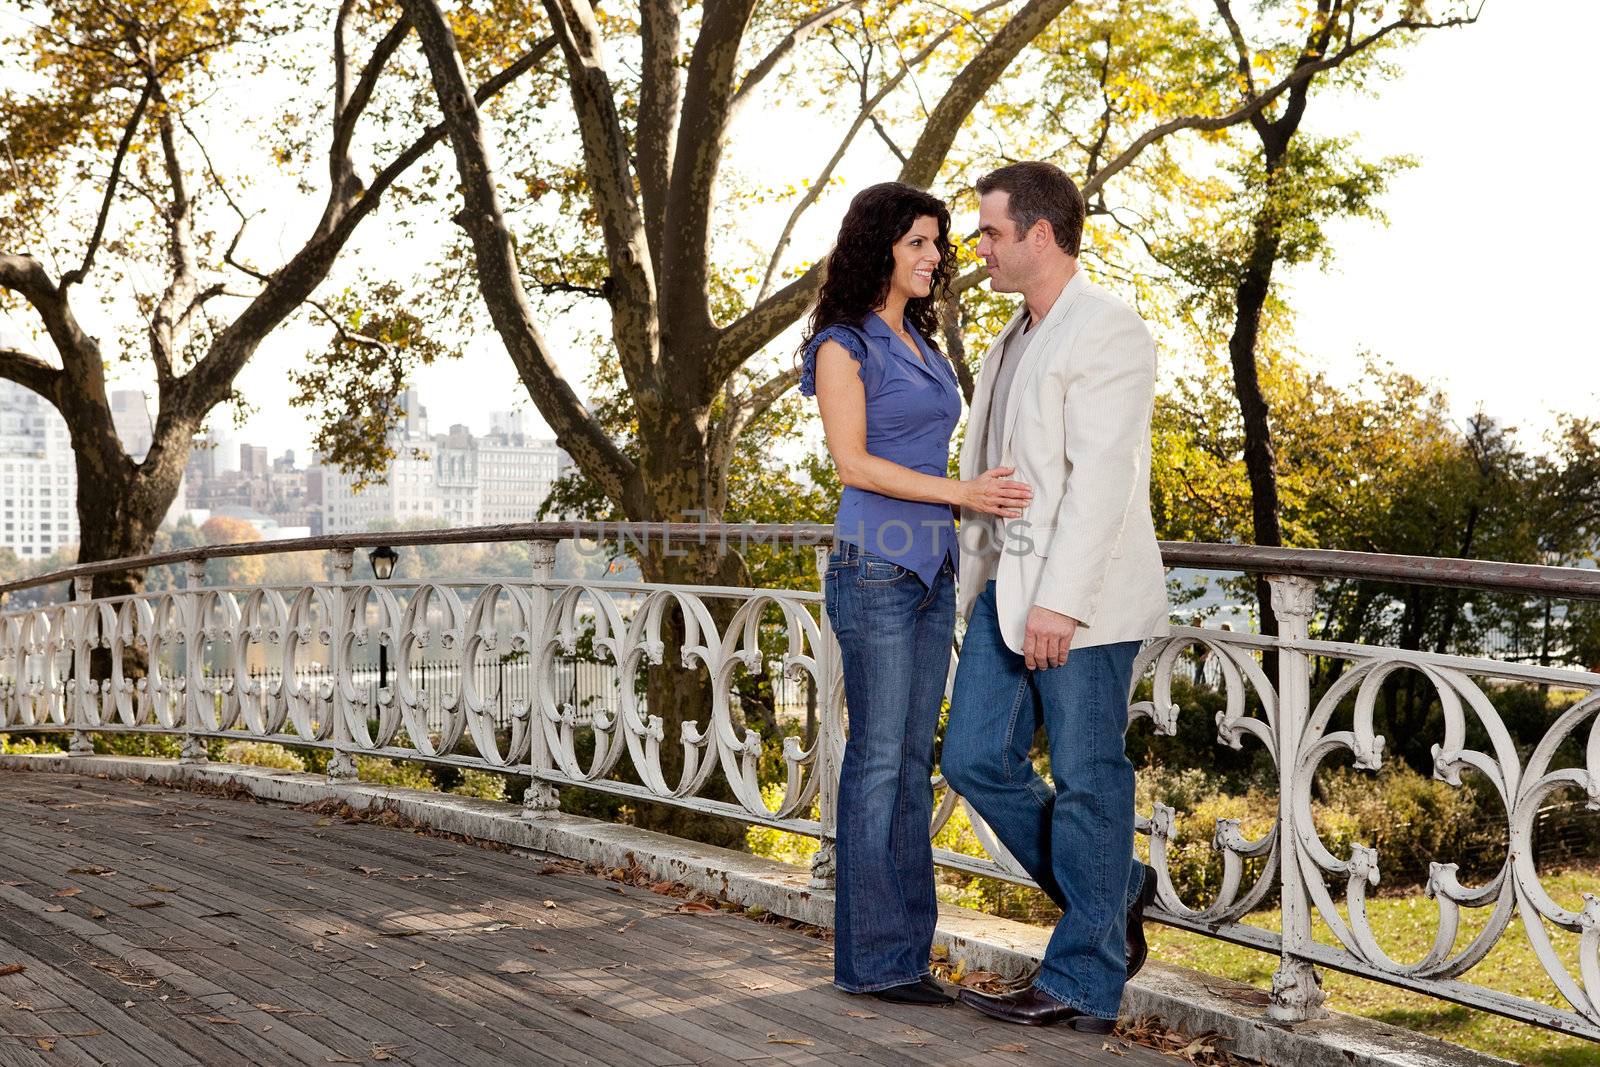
top-left (957, 270), bottom-right (1170, 653)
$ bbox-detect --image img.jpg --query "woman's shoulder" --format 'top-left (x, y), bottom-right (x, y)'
top-left (801, 322), bottom-right (874, 396)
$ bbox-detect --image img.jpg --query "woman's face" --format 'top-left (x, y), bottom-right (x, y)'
top-left (886, 215), bottom-right (943, 305)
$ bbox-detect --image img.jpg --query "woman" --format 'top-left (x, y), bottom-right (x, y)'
top-left (801, 182), bottom-right (1031, 1005)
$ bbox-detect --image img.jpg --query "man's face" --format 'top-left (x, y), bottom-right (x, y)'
top-left (976, 190), bottom-right (1034, 294)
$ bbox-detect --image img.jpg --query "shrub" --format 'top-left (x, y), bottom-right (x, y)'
top-left (449, 769), bottom-right (508, 801)
top-left (0, 732), bottom-right (67, 754)
top-left (220, 741), bottom-right (306, 772)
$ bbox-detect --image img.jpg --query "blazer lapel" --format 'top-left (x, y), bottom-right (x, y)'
top-left (998, 271), bottom-right (1091, 461)
top-left (960, 307), bottom-right (1026, 479)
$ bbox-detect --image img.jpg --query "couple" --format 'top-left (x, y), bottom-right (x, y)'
top-left (800, 162), bottom-right (1170, 1032)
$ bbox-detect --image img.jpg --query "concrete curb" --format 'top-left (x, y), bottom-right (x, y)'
top-left (0, 753), bottom-right (1515, 1067)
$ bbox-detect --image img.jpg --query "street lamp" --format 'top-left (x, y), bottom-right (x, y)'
top-left (368, 546), bottom-right (398, 693)
top-left (368, 545), bottom-right (399, 581)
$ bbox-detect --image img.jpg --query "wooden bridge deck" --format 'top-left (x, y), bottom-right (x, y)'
top-left (0, 771), bottom-right (1182, 1067)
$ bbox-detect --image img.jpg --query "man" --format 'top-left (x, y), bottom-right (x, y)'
top-left (942, 161), bottom-right (1169, 1032)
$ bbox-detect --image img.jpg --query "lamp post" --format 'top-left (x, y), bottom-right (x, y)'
top-left (368, 546), bottom-right (398, 694)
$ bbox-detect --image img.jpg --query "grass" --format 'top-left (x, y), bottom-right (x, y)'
top-left (1148, 864), bottom-right (1600, 1066)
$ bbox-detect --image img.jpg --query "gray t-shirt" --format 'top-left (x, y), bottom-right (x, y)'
top-left (984, 316), bottom-right (1036, 471)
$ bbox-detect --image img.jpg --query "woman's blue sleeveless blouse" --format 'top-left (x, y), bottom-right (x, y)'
top-left (800, 314), bottom-right (961, 588)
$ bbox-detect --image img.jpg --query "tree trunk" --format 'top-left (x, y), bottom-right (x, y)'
top-left (1227, 186), bottom-right (1288, 643)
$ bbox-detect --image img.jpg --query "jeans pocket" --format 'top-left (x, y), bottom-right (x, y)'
top-left (858, 558), bottom-right (912, 586)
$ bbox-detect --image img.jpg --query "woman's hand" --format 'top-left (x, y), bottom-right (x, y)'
top-left (959, 466), bottom-right (1032, 518)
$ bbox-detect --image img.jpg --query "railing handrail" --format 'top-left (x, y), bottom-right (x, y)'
top-left (2, 520), bottom-right (1598, 601)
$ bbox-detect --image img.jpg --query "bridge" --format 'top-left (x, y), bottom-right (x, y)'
top-left (2, 522), bottom-right (1598, 1065)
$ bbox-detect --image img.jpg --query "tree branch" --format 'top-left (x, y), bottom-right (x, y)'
top-left (898, 0), bottom-right (1075, 187)
top-left (751, 1), bottom-right (1008, 305)
top-left (0, 346), bottom-right (63, 400)
top-left (661, 0), bottom-right (760, 355)
top-left (0, 254), bottom-right (104, 403)
top-left (637, 0), bottom-right (681, 277)
top-left (395, 0), bottom-right (643, 515)
top-left (176, 26), bottom-right (556, 427)
top-left (1212, 0), bottom-right (1256, 100)
top-left (331, 14), bottom-right (412, 202)
top-left (60, 73), bottom-right (154, 291)
top-left (730, 0), bottom-right (861, 120)
top-left (540, 0), bottom-right (657, 387)
top-left (1080, 11), bottom-right (1479, 202)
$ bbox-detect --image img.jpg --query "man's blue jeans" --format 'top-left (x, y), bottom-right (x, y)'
top-left (824, 543), bottom-right (955, 993)
top-left (943, 581), bottom-right (1145, 1020)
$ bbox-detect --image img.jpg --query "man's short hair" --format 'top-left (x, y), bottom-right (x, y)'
top-left (976, 162), bottom-right (1085, 255)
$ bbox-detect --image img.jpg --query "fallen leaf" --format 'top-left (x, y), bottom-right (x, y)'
top-left (648, 881), bottom-right (676, 895)
top-left (991, 1043), bottom-right (1028, 1053)
top-left (89, 907), bottom-right (107, 920)
top-left (204, 1015), bottom-right (243, 1025)
top-left (36, 1038), bottom-right (54, 1052)
top-left (2, 880), bottom-right (25, 887)
top-left (53, 887), bottom-right (82, 898)
top-left (44, 905), bottom-right (65, 913)
top-left (313, 817), bottom-right (333, 827)
top-left (542, 900), bottom-right (556, 909)
top-left (494, 960), bottom-right (537, 975)
top-left (766, 1034), bottom-right (813, 1046)
top-left (200, 911), bottom-right (241, 919)
top-left (147, 884), bottom-right (176, 893)
top-left (675, 901), bottom-right (716, 913)
top-left (957, 969), bottom-right (1001, 988)
top-left (1101, 1041), bottom-right (1127, 1057)
top-left (842, 1009), bottom-right (878, 1019)
top-left (67, 866), bottom-right (116, 876)
top-left (356, 866), bottom-right (382, 876)
top-left (130, 901), bottom-right (167, 909)
top-left (376, 929), bottom-right (424, 938)
top-left (254, 1003), bottom-right (290, 1014)
top-left (408, 961), bottom-right (426, 972)
top-left (0, 964), bottom-right (26, 976)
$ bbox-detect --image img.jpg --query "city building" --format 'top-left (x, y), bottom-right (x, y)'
top-left (110, 389), bottom-right (153, 461)
top-left (0, 379), bottom-right (79, 561)
top-left (313, 395), bottom-right (566, 534)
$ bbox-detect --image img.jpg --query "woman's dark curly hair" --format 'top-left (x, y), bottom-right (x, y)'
top-left (801, 182), bottom-right (955, 356)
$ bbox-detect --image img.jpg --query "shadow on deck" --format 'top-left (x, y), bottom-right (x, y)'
top-left (0, 772), bottom-right (1183, 1067)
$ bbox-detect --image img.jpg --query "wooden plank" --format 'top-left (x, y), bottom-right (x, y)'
top-left (0, 772), bottom-right (1182, 1067)
top-left (25, 781), bottom-right (707, 1067)
top-left (0, 790), bottom-right (593, 1067)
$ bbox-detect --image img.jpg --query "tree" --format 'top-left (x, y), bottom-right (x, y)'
top-left (1141, 0), bottom-right (1476, 634)
top-left (0, 0), bottom-right (552, 609)
top-left (199, 514), bottom-right (264, 586)
top-left (381, 0), bottom-right (1479, 841)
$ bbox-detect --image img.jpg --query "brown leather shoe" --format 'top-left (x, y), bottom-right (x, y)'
top-left (1126, 862), bottom-right (1158, 980)
top-left (957, 987), bottom-right (1115, 1033)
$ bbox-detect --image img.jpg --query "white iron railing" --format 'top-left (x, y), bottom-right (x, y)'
top-left (0, 523), bottom-right (1596, 1042)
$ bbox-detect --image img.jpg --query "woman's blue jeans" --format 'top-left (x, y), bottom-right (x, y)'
top-left (823, 543), bottom-right (955, 993)
top-left (943, 580), bottom-right (1145, 1020)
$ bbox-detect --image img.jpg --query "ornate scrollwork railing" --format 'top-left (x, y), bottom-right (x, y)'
top-left (1, 525), bottom-right (1597, 1042)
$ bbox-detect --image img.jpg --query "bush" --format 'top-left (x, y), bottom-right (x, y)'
top-left (449, 769), bottom-right (508, 801)
top-left (220, 741), bottom-right (306, 772)
top-left (355, 755), bottom-right (436, 790)
top-left (0, 732), bottom-right (67, 754)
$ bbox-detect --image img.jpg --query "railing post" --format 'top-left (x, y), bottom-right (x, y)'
top-left (810, 544), bottom-right (839, 889)
top-left (1267, 574), bottom-right (1327, 1022)
top-left (325, 548), bottom-right (359, 781)
top-left (522, 538), bottom-right (561, 818)
top-left (180, 559), bottom-right (209, 764)
top-left (69, 576), bottom-right (95, 755)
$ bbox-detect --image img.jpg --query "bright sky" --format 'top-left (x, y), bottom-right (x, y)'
top-left (3, 0), bottom-right (1594, 463)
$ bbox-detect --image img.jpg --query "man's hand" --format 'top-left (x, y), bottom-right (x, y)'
top-left (1023, 606), bottom-right (1079, 670)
